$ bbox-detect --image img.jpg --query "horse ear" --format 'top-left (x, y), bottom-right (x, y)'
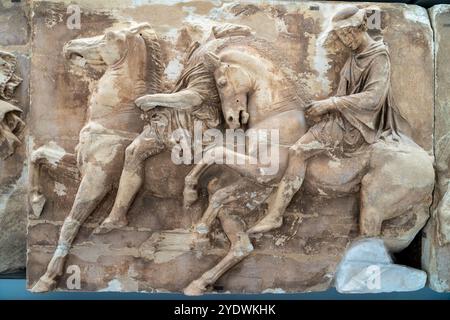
top-left (129, 23), bottom-right (153, 34)
top-left (203, 52), bottom-right (222, 72)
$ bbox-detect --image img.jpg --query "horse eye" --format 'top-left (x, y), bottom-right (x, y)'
top-left (218, 78), bottom-right (227, 87)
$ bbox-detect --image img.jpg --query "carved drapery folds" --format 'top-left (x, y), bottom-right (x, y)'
top-left (0, 50), bottom-right (23, 160)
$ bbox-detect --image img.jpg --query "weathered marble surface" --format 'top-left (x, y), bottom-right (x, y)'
top-left (0, 0), bottom-right (30, 274)
top-left (25, 1), bottom-right (434, 293)
top-left (422, 4), bottom-right (450, 292)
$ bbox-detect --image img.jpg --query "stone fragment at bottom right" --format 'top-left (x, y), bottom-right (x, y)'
top-left (335, 239), bottom-right (427, 294)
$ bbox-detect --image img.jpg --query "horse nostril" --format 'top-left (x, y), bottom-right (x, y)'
top-left (228, 116), bottom-right (234, 122)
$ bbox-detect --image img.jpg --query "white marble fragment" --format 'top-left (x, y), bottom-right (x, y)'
top-left (334, 238), bottom-right (427, 293)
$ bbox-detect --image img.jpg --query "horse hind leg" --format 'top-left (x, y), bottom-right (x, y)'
top-left (359, 168), bottom-right (432, 252)
top-left (184, 210), bottom-right (253, 296)
top-left (359, 171), bottom-right (405, 238)
top-left (30, 165), bottom-right (112, 292)
top-left (383, 204), bottom-right (429, 252)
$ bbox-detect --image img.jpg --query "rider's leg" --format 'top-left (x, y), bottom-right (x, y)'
top-left (95, 127), bottom-right (165, 234)
top-left (248, 131), bottom-right (324, 234)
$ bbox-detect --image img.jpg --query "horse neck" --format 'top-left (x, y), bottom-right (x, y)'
top-left (102, 54), bottom-right (147, 99)
top-left (86, 53), bottom-right (148, 129)
top-left (236, 58), bottom-right (298, 126)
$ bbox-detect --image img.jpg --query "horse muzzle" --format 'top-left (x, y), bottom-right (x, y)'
top-left (225, 109), bottom-right (250, 129)
top-left (63, 38), bottom-right (105, 66)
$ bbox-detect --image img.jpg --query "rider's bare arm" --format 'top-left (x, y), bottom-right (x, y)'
top-left (135, 89), bottom-right (203, 111)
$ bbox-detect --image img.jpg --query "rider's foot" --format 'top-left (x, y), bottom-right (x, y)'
top-left (247, 215), bottom-right (283, 234)
top-left (94, 216), bottom-right (128, 235)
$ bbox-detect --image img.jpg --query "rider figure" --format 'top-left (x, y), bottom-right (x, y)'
top-left (248, 6), bottom-right (409, 234)
top-left (94, 41), bottom-right (222, 234)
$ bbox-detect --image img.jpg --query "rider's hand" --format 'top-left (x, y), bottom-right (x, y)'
top-left (135, 95), bottom-right (157, 111)
top-left (305, 99), bottom-right (336, 118)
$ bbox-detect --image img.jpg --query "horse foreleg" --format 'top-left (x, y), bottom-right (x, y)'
top-left (184, 145), bottom-right (271, 208)
top-left (192, 183), bottom-right (242, 239)
top-left (183, 160), bottom-right (213, 207)
top-left (184, 210), bottom-right (253, 296)
top-left (30, 166), bottom-right (112, 293)
top-left (29, 158), bottom-right (47, 218)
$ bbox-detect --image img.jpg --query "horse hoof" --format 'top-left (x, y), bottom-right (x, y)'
top-left (94, 218), bottom-right (128, 235)
top-left (30, 193), bottom-right (46, 218)
top-left (183, 280), bottom-right (206, 296)
top-left (30, 276), bottom-right (56, 293)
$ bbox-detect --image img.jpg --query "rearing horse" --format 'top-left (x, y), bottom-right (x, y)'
top-left (183, 47), bottom-right (308, 295)
top-left (182, 48), bottom-right (434, 295)
top-left (30, 23), bottom-right (164, 292)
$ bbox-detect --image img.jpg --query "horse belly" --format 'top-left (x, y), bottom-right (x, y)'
top-left (303, 153), bottom-right (370, 197)
top-left (143, 151), bottom-right (193, 198)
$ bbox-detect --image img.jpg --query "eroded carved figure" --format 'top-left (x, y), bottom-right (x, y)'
top-left (29, 5), bottom-right (435, 294)
top-left (0, 50), bottom-right (24, 160)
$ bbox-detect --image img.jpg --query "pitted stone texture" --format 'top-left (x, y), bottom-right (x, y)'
top-left (423, 4), bottom-right (450, 292)
top-left (0, 53), bottom-right (29, 274)
top-left (0, 1), bottom-right (30, 275)
top-left (0, 1), bottom-right (30, 46)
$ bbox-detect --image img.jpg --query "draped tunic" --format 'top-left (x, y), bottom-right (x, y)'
top-left (309, 40), bottom-right (409, 155)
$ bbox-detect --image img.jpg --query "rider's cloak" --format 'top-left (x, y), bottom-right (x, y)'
top-left (332, 39), bottom-right (411, 145)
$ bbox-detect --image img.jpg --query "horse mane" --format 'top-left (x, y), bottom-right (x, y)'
top-left (216, 36), bottom-right (311, 108)
top-left (139, 29), bottom-right (165, 94)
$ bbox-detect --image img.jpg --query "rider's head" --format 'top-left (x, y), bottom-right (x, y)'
top-left (323, 6), bottom-right (369, 51)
